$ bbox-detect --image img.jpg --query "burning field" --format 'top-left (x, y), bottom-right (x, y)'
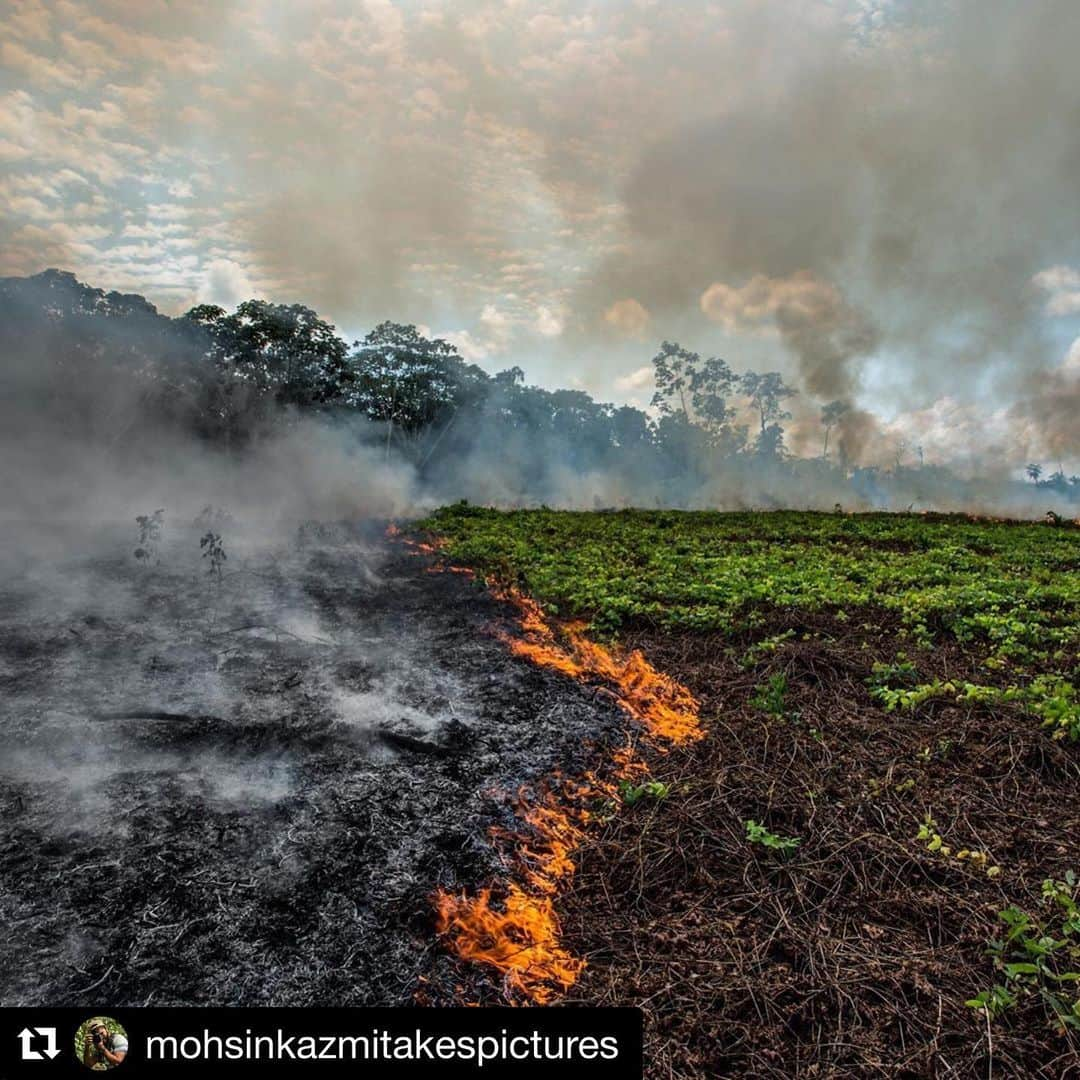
top-left (423, 505), bottom-right (1080, 1077)
top-left (3, 503), bottom-right (1079, 1077)
top-left (0, 516), bottom-right (636, 1008)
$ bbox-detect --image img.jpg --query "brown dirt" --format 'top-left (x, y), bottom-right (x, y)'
top-left (558, 609), bottom-right (1080, 1078)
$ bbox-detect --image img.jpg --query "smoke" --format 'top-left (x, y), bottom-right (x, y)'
top-left (700, 272), bottom-right (878, 399)
top-left (577, 0), bottom-right (1080, 443)
top-left (1007, 343), bottom-right (1080, 466)
top-left (215, 0), bottom-right (1079, 464)
top-left (2, 0), bottom-right (1080, 507)
top-left (0, 272), bottom-right (424, 557)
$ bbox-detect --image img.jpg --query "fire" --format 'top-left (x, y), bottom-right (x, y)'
top-left (386, 521), bottom-right (444, 555)
top-left (492, 587), bottom-right (703, 744)
top-left (434, 884), bottom-right (583, 1005)
top-left (391, 527), bottom-right (703, 1003)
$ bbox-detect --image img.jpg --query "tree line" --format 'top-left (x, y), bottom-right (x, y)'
top-left (2, 269), bottom-right (1075, 508)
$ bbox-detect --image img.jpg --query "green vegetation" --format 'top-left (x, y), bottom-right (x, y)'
top-left (967, 873), bottom-right (1080, 1033)
top-left (915, 813), bottom-right (1001, 877)
top-left (744, 819), bottom-right (800, 854)
top-left (422, 505), bottom-right (1079, 740)
top-left (421, 506), bottom-right (1080, 1066)
top-left (617, 779), bottom-right (671, 805)
top-left (750, 672), bottom-right (790, 718)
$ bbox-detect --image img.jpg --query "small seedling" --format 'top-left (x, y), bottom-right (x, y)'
top-left (867, 656), bottom-right (919, 693)
top-left (742, 630), bottom-right (796, 668)
top-left (751, 673), bottom-right (789, 718)
top-left (916, 812), bottom-right (1000, 876)
top-left (618, 779), bottom-right (670, 805)
top-left (200, 531), bottom-right (227, 581)
top-left (745, 819), bottom-right (799, 854)
top-left (916, 813), bottom-right (951, 856)
top-left (134, 508), bottom-right (165, 564)
top-left (967, 876), bottom-right (1080, 1031)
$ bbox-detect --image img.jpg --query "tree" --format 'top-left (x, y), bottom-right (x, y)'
top-left (349, 322), bottom-right (489, 458)
top-left (755, 422), bottom-right (787, 459)
top-left (651, 341), bottom-right (738, 445)
top-left (1026, 463), bottom-right (1043, 485)
top-left (186, 300), bottom-right (351, 408)
top-left (651, 341), bottom-right (697, 419)
top-left (740, 371), bottom-right (796, 441)
top-left (610, 404), bottom-right (653, 450)
top-left (820, 400), bottom-right (849, 459)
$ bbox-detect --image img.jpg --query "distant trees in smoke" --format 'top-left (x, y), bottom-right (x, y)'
top-left (1, 268), bottom-right (1076, 511)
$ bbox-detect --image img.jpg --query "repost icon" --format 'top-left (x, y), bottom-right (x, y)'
top-left (18, 1027), bottom-right (60, 1061)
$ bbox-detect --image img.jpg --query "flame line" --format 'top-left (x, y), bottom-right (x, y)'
top-left (390, 526), bottom-right (702, 1004)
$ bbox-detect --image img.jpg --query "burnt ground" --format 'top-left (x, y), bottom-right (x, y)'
top-left (557, 609), bottom-right (1080, 1078)
top-left (0, 521), bottom-right (625, 1007)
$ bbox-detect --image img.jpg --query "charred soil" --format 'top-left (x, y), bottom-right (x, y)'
top-left (0, 524), bottom-right (626, 1007)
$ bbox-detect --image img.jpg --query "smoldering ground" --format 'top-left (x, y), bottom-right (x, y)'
top-left (0, 520), bottom-right (629, 1006)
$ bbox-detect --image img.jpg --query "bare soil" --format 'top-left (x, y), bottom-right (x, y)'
top-left (559, 608), bottom-right (1080, 1078)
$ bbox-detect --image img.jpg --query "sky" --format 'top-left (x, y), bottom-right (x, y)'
top-left (1, 0), bottom-right (1079, 471)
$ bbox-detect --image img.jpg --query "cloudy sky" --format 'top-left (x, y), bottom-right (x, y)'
top-left (2, 0), bottom-right (1079, 468)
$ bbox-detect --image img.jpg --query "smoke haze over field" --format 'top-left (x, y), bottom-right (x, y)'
top-left (1, 0), bottom-right (1079, 497)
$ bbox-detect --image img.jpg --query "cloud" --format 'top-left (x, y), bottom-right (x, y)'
top-left (1033, 265), bottom-right (1080, 317)
top-left (1065, 336), bottom-right (1080, 375)
top-left (534, 305), bottom-right (564, 338)
top-left (603, 298), bottom-right (649, 339)
top-left (701, 272), bottom-right (841, 334)
top-left (196, 257), bottom-right (256, 308)
top-left (614, 365), bottom-right (653, 392)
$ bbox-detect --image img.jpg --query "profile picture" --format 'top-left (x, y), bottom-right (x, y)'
top-left (75, 1017), bottom-right (128, 1071)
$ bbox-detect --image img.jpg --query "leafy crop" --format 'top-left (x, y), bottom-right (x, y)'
top-left (422, 506), bottom-right (1079, 743)
top-left (751, 673), bottom-right (790, 718)
top-left (618, 779), bottom-right (671, 805)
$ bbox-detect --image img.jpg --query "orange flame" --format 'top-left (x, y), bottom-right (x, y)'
top-left (387, 522), bottom-right (445, 555)
top-left (392, 530), bottom-right (703, 1003)
top-left (492, 587), bottom-right (703, 744)
top-left (434, 883), bottom-right (583, 1004)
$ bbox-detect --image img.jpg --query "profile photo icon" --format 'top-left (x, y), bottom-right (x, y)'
top-left (76, 1017), bottom-right (128, 1071)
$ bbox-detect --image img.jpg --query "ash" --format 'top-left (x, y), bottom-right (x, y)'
top-left (0, 521), bottom-right (624, 1006)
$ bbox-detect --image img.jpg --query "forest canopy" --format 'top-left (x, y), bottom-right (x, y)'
top-left (2, 269), bottom-right (1076, 513)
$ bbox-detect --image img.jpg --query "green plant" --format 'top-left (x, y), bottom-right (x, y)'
top-left (868, 656), bottom-right (918, 692)
top-left (742, 630), bottom-right (796, 667)
top-left (915, 812), bottom-right (950, 855)
top-left (915, 812), bottom-right (1000, 876)
top-left (618, 779), bottom-right (670, 805)
top-left (967, 879), bottom-right (1080, 1033)
top-left (745, 819), bottom-right (799, 854)
top-left (751, 673), bottom-right (789, 718)
top-left (134, 508), bottom-right (165, 564)
top-left (420, 506), bottom-right (1080, 750)
top-left (916, 737), bottom-right (956, 762)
